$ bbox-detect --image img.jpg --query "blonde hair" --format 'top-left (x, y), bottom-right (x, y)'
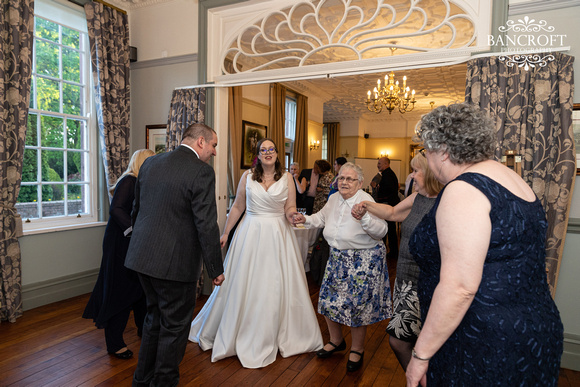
top-left (109, 149), bottom-right (155, 195)
top-left (410, 152), bottom-right (443, 197)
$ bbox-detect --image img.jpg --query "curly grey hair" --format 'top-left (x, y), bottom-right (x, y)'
top-left (339, 162), bottom-right (364, 182)
top-left (415, 103), bottom-right (496, 164)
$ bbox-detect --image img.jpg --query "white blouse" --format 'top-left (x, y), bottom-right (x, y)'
top-left (304, 189), bottom-right (388, 250)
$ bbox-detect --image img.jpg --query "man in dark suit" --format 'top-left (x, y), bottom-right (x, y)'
top-left (376, 156), bottom-right (400, 259)
top-left (125, 123), bottom-right (224, 387)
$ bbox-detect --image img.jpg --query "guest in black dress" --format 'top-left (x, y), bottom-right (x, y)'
top-left (406, 103), bottom-right (563, 386)
top-left (83, 149), bottom-right (155, 359)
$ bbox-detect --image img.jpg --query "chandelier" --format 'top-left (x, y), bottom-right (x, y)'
top-left (365, 71), bottom-right (417, 114)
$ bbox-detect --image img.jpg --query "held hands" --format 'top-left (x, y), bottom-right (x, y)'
top-left (291, 212), bottom-right (306, 227)
top-left (351, 202), bottom-right (368, 220)
top-left (213, 274), bottom-right (225, 286)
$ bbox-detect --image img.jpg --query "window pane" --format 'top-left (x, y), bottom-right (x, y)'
top-left (22, 149), bottom-right (38, 182)
top-left (62, 83), bottom-right (81, 115)
top-left (67, 119), bottom-right (85, 149)
top-left (37, 77), bottom-right (61, 112)
top-left (68, 184), bottom-right (88, 214)
top-left (41, 115), bottom-right (64, 148)
top-left (16, 187), bottom-right (40, 219)
top-left (42, 185), bottom-right (65, 217)
top-left (42, 150), bottom-right (64, 182)
top-left (35, 18), bottom-right (58, 42)
top-left (29, 78), bottom-right (35, 109)
top-left (62, 47), bottom-right (80, 83)
top-left (35, 39), bottom-right (59, 77)
top-left (26, 113), bottom-right (38, 146)
top-left (67, 151), bottom-right (82, 181)
top-left (62, 26), bottom-right (79, 49)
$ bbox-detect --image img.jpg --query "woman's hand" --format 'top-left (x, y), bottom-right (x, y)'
top-left (351, 202), bottom-right (368, 220)
top-left (406, 358), bottom-right (428, 387)
top-left (219, 233), bottom-right (229, 248)
top-left (292, 212), bottom-right (306, 226)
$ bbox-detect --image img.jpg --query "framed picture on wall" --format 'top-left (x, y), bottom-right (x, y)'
top-left (574, 104), bottom-right (580, 175)
top-left (241, 120), bottom-right (267, 169)
top-left (146, 124), bottom-right (167, 154)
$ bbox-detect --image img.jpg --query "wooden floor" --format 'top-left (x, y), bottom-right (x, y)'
top-left (1, 274), bottom-right (579, 386)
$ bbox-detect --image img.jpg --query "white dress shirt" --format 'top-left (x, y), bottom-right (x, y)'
top-left (304, 190), bottom-right (388, 250)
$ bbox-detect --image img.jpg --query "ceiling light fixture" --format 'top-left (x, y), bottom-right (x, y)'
top-left (365, 71), bottom-right (416, 114)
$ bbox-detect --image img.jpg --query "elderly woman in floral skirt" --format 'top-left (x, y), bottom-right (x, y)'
top-left (293, 162), bottom-right (391, 372)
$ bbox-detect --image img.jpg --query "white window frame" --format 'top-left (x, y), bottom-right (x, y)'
top-left (21, 0), bottom-right (101, 235)
top-left (284, 95), bottom-right (297, 167)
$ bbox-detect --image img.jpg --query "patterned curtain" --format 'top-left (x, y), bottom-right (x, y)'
top-left (84, 2), bottom-right (131, 191)
top-left (0, 0), bottom-right (35, 323)
top-left (269, 83), bottom-right (286, 169)
top-left (166, 88), bottom-right (206, 151)
top-left (228, 86), bottom-right (242, 195)
top-left (294, 93), bottom-right (309, 171)
top-left (465, 52), bottom-right (576, 296)
top-left (326, 122), bottom-right (340, 164)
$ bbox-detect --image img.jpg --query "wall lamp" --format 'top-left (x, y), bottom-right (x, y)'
top-left (310, 140), bottom-right (320, 151)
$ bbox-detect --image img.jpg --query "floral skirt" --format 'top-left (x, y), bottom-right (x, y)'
top-left (318, 244), bottom-right (392, 327)
top-left (385, 277), bottom-right (421, 342)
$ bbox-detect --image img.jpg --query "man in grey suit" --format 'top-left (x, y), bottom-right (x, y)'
top-left (125, 123), bottom-right (224, 387)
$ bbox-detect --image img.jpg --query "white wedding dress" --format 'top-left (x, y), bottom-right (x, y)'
top-left (189, 172), bottom-right (323, 368)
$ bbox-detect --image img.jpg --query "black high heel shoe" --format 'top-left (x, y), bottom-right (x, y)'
top-left (110, 349), bottom-right (133, 360)
top-left (346, 350), bottom-right (364, 372)
top-left (316, 339), bottom-right (346, 358)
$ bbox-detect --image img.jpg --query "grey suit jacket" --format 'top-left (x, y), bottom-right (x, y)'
top-left (125, 146), bottom-right (223, 282)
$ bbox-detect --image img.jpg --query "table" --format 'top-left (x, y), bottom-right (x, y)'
top-left (293, 227), bottom-right (321, 271)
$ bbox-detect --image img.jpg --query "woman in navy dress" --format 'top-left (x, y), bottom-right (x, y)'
top-left (406, 103), bottom-right (563, 386)
top-left (83, 149), bottom-right (155, 359)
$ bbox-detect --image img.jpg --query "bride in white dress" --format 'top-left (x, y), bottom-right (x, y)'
top-left (189, 138), bottom-right (323, 368)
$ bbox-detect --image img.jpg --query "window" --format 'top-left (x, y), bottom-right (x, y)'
top-left (284, 96), bottom-right (297, 167)
top-left (17, 0), bottom-right (98, 232)
top-left (321, 124), bottom-right (328, 161)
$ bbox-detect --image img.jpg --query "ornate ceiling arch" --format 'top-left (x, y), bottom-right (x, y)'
top-left (207, 0), bottom-right (494, 84)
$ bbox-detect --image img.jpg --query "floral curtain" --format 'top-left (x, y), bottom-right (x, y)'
top-left (84, 2), bottom-right (131, 192)
top-left (465, 52), bottom-right (576, 296)
top-left (0, 0), bottom-right (35, 323)
top-left (166, 88), bottom-right (206, 151)
top-left (294, 94), bottom-right (309, 172)
top-left (326, 122), bottom-right (340, 164)
top-left (269, 83), bottom-right (286, 169)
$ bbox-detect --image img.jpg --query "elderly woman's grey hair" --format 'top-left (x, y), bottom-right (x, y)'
top-left (340, 162), bottom-right (364, 182)
top-left (414, 102), bottom-right (496, 164)
top-left (290, 162), bottom-right (299, 169)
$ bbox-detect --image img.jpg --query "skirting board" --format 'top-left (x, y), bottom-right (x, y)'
top-left (22, 269), bottom-right (99, 311)
top-left (562, 333), bottom-right (580, 371)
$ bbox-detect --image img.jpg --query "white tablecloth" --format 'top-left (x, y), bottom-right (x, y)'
top-left (293, 227), bottom-right (321, 271)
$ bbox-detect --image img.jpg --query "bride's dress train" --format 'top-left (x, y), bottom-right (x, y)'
top-left (189, 172), bottom-right (323, 368)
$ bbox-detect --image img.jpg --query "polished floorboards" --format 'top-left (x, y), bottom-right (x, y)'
top-left (1, 266), bottom-right (579, 386)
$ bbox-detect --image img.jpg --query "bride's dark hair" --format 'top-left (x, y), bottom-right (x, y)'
top-left (252, 138), bottom-right (284, 182)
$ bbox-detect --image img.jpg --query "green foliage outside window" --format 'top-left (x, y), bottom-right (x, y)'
top-left (18, 16), bottom-right (89, 216)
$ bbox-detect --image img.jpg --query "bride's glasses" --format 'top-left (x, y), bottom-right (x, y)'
top-left (259, 147), bottom-right (277, 155)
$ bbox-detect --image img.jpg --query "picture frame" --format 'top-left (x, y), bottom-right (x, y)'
top-left (241, 120), bottom-right (267, 168)
top-left (574, 104), bottom-right (580, 175)
top-left (146, 124), bottom-right (167, 154)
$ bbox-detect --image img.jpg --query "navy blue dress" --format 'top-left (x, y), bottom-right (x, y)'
top-left (410, 173), bottom-right (563, 386)
top-left (83, 175), bottom-right (145, 330)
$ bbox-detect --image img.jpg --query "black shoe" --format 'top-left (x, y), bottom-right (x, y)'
top-left (316, 339), bottom-right (346, 358)
top-left (111, 349), bottom-right (133, 359)
top-left (346, 350), bottom-right (364, 372)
